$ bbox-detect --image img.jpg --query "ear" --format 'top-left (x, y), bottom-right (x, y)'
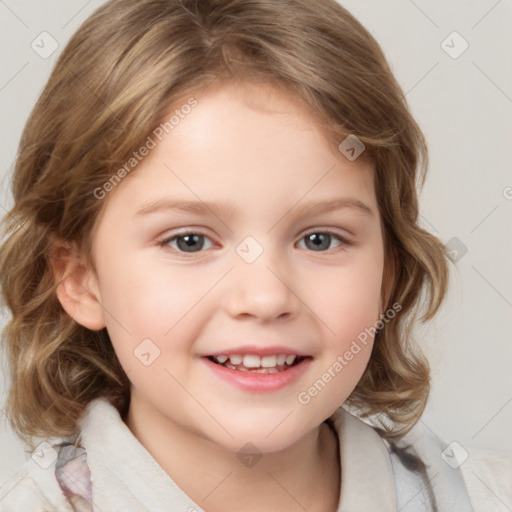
top-left (48, 235), bottom-right (106, 331)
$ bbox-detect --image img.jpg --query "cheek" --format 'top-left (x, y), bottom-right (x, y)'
top-left (296, 270), bottom-right (382, 421)
top-left (308, 252), bottom-right (384, 346)
top-left (298, 248), bottom-right (383, 408)
top-left (96, 259), bottom-right (208, 371)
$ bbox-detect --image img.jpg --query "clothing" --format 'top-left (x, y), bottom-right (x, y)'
top-left (0, 397), bottom-right (510, 511)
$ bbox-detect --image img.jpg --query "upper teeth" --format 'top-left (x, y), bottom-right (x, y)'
top-left (212, 354), bottom-right (297, 368)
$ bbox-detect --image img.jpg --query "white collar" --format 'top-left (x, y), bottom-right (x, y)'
top-left (77, 397), bottom-right (398, 511)
top-left (330, 407), bottom-right (397, 510)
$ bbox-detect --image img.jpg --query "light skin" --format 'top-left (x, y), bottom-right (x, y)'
top-left (53, 81), bottom-right (389, 512)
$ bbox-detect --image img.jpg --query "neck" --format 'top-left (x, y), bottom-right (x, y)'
top-left (125, 394), bottom-right (341, 512)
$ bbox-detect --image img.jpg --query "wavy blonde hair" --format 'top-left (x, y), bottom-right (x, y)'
top-left (0, 0), bottom-right (448, 449)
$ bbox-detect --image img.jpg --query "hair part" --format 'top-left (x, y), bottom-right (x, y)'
top-left (0, 0), bottom-right (448, 448)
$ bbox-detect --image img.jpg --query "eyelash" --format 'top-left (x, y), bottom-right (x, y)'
top-left (157, 228), bottom-right (351, 255)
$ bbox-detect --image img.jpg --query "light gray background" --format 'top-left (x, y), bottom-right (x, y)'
top-left (1, 0), bottom-right (511, 483)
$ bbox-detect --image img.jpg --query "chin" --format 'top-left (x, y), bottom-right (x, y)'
top-left (204, 414), bottom-right (319, 456)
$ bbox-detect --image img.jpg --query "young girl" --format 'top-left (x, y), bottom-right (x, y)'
top-left (0, 0), bottom-right (510, 511)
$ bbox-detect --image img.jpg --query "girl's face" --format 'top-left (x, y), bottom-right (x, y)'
top-left (86, 81), bottom-right (385, 453)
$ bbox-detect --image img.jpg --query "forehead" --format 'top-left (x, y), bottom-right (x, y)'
top-left (93, 81), bottom-right (377, 230)
top-left (155, 79), bottom-right (371, 163)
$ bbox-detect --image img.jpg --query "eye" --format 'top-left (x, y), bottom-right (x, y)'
top-left (159, 232), bottom-right (214, 253)
top-left (297, 230), bottom-right (349, 252)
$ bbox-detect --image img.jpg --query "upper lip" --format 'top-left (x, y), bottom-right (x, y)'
top-left (203, 345), bottom-right (311, 357)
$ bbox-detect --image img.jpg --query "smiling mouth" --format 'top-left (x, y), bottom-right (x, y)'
top-left (206, 354), bottom-right (308, 374)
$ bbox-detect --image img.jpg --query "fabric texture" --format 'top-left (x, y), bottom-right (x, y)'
top-left (1, 397), bottom-right (511, 511)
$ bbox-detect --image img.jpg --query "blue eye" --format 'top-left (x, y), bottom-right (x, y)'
top-left (298, 231), bottom-right (347, 252)
top-left (160, 233), bottom-right (214, 253)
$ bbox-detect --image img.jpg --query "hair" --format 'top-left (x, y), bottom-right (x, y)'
top-left (0, 0), bottom-right (449, 449)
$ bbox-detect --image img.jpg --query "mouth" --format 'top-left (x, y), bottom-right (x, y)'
top-left (201, 345), bottom-right (313, 392)
top-left (205, 353), bottom-right (308, 374)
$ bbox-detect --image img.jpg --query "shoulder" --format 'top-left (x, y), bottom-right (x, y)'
top-left (0, 441), bottom-right (92, 512)
top-left (460, 446), bottom-right (512, 512)
top-left (0, 460), bottom-right (66, 511)
top-left (1, 466), bottom-right (50, 510)
top-left (388, 419), bottom-right (512, 512)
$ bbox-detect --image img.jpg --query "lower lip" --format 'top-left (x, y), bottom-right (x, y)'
top-left (202, 357), bottom-right (312, 393)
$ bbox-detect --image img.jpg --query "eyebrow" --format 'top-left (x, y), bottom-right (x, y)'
top-left (133, 197), bottom-right (374, 220)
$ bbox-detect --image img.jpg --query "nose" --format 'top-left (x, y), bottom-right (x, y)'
top-left (223, 251), bottom-right (300, 323)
